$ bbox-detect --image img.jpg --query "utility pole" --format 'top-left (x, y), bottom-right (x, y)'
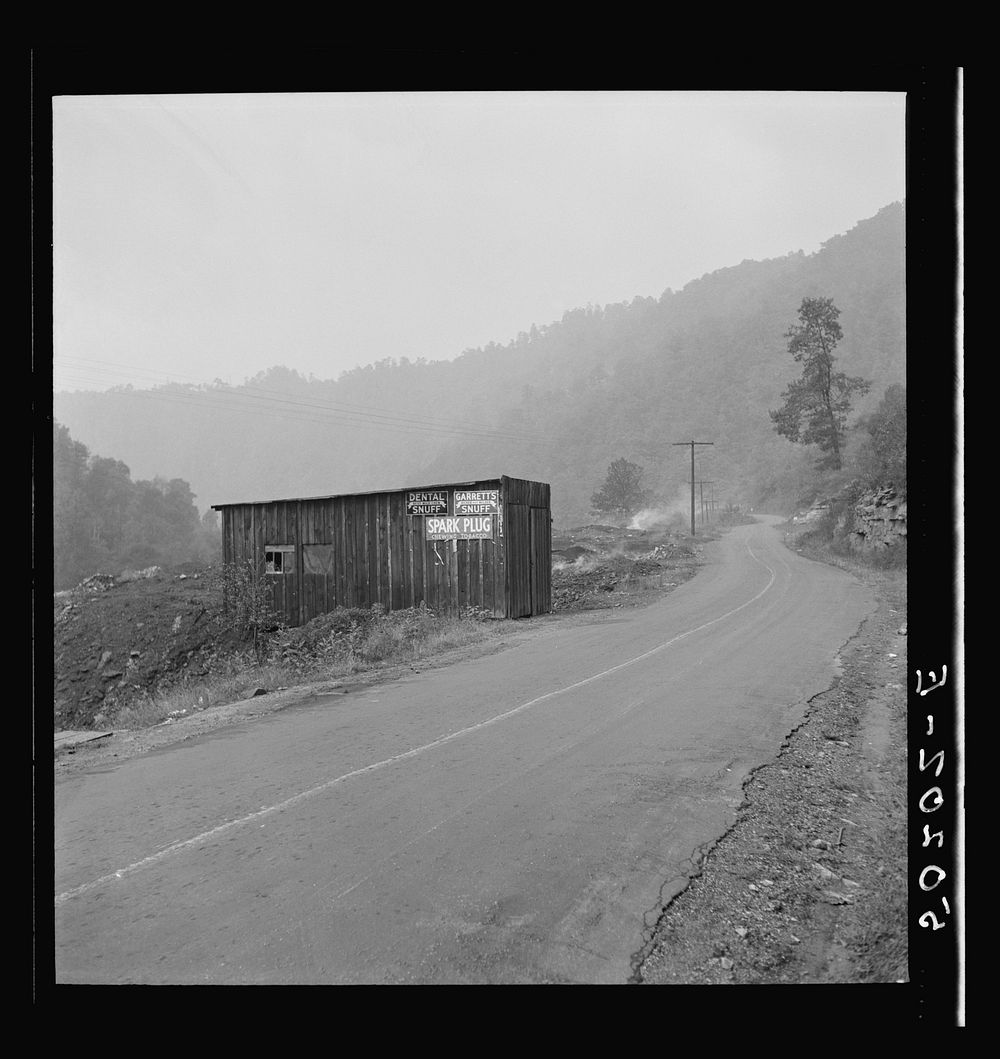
top-left (672, 440), bottom-right (713, 536)
top-left (696, 480), bottom-right (715, 525)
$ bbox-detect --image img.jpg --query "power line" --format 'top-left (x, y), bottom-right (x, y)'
top-left (54, 354), bottom-right (502, 434)
top-left (672, 440), bottom-right (714, 536)
top-left (54, 356), bottom-right (568, 446)
top-left (54, 355), bottom-right (537, 436)
top-left (55, 380), bottom-right (549, 445)
top-left (695, 480), bottom-right (716, 525)
top-left (54, 358), bottom-right (524, 437)
top-left (54, 359), bottom-right (568, 445)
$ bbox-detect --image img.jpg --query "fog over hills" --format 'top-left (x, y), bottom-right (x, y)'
top-left (54, 202), bottom-right (904, 526)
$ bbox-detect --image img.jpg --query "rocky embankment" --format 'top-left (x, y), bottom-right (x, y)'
top-left (848, 486), bottom-right (906, 551)
top-left (793, 485), bottom-right (906, 555)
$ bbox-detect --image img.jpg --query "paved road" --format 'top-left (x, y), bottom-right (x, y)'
top-left (54, 517), bottom-right (874, 983)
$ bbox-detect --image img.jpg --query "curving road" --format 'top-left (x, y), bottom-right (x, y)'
top-left (54, 517), bottom-right (875, 983)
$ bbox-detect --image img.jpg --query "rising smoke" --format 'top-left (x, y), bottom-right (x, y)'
top-left (628, 486), bottom-right (692, 531)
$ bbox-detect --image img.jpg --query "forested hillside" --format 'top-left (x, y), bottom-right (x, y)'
top-left (53, 423), bottom-right (219, 589)
top-left (54, 203), bottom-right (904, 527)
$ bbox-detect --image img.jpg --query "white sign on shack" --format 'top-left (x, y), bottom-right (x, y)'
top-left (454, 489), bottom-right (500, 516)
top-left (425, 514), bottom-right (495, 540)
top-left (407, 490), bottom-right (449, 515)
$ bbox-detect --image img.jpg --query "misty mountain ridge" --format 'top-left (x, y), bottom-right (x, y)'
top-left (54, 202), bottom-right (904, 525)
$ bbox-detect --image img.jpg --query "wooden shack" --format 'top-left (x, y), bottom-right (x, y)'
top-left (212, 475), bottom-right (551, 626)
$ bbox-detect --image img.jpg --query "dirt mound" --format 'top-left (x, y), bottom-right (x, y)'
top-left (551, 531), bottom-right (703, 612)
top-left (564, 524), bottom-right (620, 536)
top-left (53, 565), bottom-right (245, 730)
top-left (552, 544), bottom-right (594, 562)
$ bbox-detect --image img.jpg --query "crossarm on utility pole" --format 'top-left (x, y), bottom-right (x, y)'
top-left (672, 441), bottom-right (714, 537)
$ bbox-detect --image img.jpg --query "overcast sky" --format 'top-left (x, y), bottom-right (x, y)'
top-left (53, 90), bottom-right (906, 393)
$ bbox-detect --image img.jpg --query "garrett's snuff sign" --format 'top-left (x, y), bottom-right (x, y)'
top-left (454, 489), bottom-right (499, 516)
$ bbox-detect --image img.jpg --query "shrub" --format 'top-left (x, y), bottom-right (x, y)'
top-left (854, 384), bottom-right (906, 495)
top-left (215, 559), bottom-right (284, 664)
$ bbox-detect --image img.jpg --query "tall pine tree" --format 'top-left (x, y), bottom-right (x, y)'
top-left (769, 297), bottom-right (871, 470)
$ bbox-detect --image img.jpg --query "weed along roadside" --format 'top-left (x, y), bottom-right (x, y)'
top-left (53, 518), bottom-right (711, 770)
top-left (54, 574), bottom-right (524, 762)
top-left (57, 473), bottom-right (555, 742)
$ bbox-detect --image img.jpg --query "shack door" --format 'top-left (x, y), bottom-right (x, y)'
top-left (529, 507), bottom-right (551, 615)
top-left (507, 504), bottom-right (550, 617)
top-left (507, 504), bottom-right (531, 617)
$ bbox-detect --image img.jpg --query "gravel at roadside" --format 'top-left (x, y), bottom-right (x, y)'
top-left (636, 566), bottom-right (907, 984)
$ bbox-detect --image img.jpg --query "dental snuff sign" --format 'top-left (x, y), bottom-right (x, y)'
top-left (425, 514), bottom-right (495, 540)
top-left (407, 490), bottom-right (449, 515)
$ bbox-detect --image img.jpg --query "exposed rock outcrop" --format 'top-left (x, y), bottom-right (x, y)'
top-left (846, 486), bottom-right (906, 551)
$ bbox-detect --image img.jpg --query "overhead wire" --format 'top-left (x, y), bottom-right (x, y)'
top-left (54, 355), bottom-right (568, 445)
top-left (54, 378), bottom-right (545, 444)
top-left (53, 379), bottom-right (550, 446)
top-left (54, 355), bottom-right (562, 442)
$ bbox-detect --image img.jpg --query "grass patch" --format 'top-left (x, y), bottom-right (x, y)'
top-left (110, 604), bottom-right (513, 730)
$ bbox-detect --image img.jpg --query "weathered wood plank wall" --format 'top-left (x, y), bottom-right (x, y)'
top-left (503, 477), bottom-right (551, 620)
top-left (216, 475), bottom-right (549, 626)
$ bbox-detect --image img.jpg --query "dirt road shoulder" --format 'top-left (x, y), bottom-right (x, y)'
top-left (637, 565), bottom-right (907, 984)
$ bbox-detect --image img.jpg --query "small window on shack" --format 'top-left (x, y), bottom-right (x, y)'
top-left (265, 544), bottom-right (295, 574)
top-left (302, 543), bottom-right (335, 576)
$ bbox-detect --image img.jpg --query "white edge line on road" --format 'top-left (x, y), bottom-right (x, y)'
top-left (55, 539), bottom-right (777, 908)
top-left (318, 695), bottom-right (647, 909)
